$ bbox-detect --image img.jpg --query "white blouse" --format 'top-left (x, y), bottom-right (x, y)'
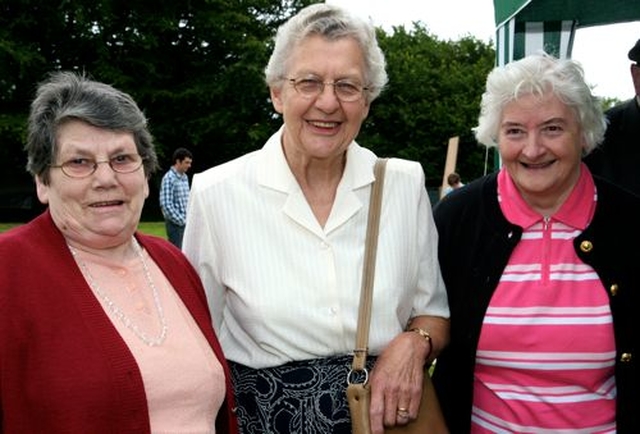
top-left (183, 127), bottom-right (449, 369)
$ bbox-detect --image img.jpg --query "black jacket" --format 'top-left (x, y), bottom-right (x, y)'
top-left (432, 171), bottom-right (640, 433)
top-left (584, 97), bottom-right (640, 197)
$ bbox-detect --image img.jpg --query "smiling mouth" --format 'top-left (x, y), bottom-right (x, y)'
top-left (90, 200), bottom-right (124, 207)
top-left (521, 160), bottom-right (555, 169)
top-left (309, 120), bottom-right (339, 128)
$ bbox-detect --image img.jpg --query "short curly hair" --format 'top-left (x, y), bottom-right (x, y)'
top-left (25, 71), bottom-right (159, 184)
top-left (264, 3), bottom-right (388, 104)
top-left (475, 52), bottom-right (606, 156)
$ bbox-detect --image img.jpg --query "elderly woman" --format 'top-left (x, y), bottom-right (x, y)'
top-left (432, 52), bottom-right (640, 433)
top-left (0, 72), bottom-right (238, 434)
top-left (182, 3), bottom-right (449, 434)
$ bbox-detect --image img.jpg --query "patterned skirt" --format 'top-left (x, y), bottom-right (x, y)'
top-left (229, 355), bottom-right (377, 434)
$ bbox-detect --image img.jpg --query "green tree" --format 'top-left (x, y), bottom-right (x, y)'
top-left (0, 0), bottom-right (314, 219)
top-left (363, 24), bottom-right (495, 187)
top-left (600, 96), bottom-right (621, 112)
top-left (1, 0), bottom-right (496, 219)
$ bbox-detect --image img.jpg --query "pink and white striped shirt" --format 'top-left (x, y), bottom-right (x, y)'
top-left (471, 165), bottom-right (616, 433)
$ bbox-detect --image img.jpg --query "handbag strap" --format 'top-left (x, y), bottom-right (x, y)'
top-left (351, 158), bottom-right (388, 372)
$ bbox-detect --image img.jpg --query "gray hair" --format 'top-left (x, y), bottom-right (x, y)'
top-left (475, 52), bottom-right (606, 156)
top-left (26, 71), bottom-right (159, 184)
top-left (264, 3), bottom-right (388, 103)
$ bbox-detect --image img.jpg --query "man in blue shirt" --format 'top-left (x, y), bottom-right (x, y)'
top-left (159, 148), bottom-right (193, 248)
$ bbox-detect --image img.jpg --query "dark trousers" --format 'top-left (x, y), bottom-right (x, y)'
top-left (164, 220), bottom-right (185, 249)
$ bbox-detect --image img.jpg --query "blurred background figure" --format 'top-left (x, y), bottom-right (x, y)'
top-left (584, 38), bottom-right (640, 197)
top-left (442, 172), bottom-right (464, 196)
top-left (159, 147), bottom-right (193, 248)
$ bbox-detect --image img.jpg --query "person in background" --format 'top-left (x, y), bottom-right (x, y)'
top-left (442, 172), bottom-right (464, 196)
top-left (0, 71), bottom-right (238, 434)
top-left (182, 4), bottom-right (449, 434)
top-left (584, 38), bottom-right (640, 197)
top-left (159, 147), bottom-right (193, 248)
top-left (432, 52), bottom-right (640, 433)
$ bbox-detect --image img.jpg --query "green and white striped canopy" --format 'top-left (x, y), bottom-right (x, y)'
top-left (494, 0), bottom-right (640, 66)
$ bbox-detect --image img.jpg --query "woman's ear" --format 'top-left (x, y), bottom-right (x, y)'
top-left (270, 86), bottom-right (284, 114)
top-left (35, 175), bottom-right (50, 205)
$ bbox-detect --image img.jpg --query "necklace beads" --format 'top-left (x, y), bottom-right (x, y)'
top-left (68, 238), bottom-right (168, 347)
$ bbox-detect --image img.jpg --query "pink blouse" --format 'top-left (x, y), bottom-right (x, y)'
top-left (73, 245), bottom-right (225, 433)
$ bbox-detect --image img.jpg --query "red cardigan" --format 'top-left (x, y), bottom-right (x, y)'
top-left (0, 211), bottom-right (238, 434)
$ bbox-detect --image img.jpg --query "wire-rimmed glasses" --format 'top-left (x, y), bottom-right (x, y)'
top-left (286, 77), bottom-right (369, 102)
top-left (50, 153), bottom-right (145, 178)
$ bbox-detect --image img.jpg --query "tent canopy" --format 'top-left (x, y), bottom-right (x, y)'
top-left (494, 0), bottom-right (640, 65)
top-left (495, 0), bottom-right (640, 29)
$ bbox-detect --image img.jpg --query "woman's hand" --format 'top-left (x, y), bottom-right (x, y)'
top-left (367, 330), bottom-right (429, 433)
top-left (367, 315), bottom-right (449, 434)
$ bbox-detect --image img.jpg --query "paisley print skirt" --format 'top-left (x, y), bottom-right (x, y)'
top-left (229, 355), bottom-right (377, 434)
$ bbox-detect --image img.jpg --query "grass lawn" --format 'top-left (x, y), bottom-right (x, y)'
top-left (0, 221), bottom-right (167, 239)
top-left (137, 221), bottom-right (167, 238)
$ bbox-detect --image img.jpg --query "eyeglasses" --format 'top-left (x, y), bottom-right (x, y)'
top-left (50, 153), bottom-right (145, 178)
top-left (286, 77), bottom-right (369, 102)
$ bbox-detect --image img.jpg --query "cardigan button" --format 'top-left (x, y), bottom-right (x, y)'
top-left (610, 284), bottom-right (619, 296)
top-left (579, 240), bottom-right (593, 253)
top-left (621, 353), bottom-right (632, 363)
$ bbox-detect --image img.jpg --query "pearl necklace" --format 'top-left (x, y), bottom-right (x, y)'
top-left (68, 238), bottom-right (168, 347)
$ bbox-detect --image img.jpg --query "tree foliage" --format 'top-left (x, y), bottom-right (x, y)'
top-left (365, 24), bottom-right (495, 185)
top-left (0, 0), bottom-right (494, 220)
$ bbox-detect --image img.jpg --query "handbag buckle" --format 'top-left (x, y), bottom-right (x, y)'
top-left (346, 367), bottom-right (369, 386)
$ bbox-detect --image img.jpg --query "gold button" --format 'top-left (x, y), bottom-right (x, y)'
top-left (621, 353), bottom-right (632, 363)
top-left (580, 240), bottom-right (593, 252)
top-left (610, 284), bottom-right (619, 296)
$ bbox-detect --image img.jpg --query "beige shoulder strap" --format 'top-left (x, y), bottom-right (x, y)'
top-left (352, 157), bottom-right (388, 372)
